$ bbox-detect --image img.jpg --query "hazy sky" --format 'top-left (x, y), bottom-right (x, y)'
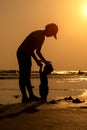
top-left (0, 0), bottom-right (87, 71)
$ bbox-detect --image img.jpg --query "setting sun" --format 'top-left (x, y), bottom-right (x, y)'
top-left (82, 3), bottom-right (87, 17)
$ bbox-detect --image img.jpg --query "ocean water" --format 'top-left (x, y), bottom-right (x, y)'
top-left (0, 71), bottom-right (87, 105)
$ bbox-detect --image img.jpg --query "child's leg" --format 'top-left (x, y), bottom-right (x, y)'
top-left (39, 85), bottom-right (48, 102)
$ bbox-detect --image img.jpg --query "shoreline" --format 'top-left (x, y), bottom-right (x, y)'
top-left (0, 72), bottom-right (87, 129)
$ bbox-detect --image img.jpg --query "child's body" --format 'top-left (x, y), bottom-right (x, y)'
top-left (39, 63), bottom-right (54, 103)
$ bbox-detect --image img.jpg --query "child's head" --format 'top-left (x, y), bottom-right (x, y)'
top-left (43, 63), bottom-right (54, 74)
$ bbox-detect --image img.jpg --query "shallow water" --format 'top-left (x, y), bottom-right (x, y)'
top-left (0, 74), bottom-right (87, 104)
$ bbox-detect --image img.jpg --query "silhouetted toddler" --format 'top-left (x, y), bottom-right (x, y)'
top-left (39, 63), bottom-right (54, 103)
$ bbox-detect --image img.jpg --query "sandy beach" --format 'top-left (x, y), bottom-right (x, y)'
top-left (0, 100), bottom-right (87, 130)
top-left (0, 73), bottom-right (87, 129)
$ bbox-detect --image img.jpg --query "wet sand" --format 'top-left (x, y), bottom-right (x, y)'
top-left (0, 101), bottom-right (87, 130)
